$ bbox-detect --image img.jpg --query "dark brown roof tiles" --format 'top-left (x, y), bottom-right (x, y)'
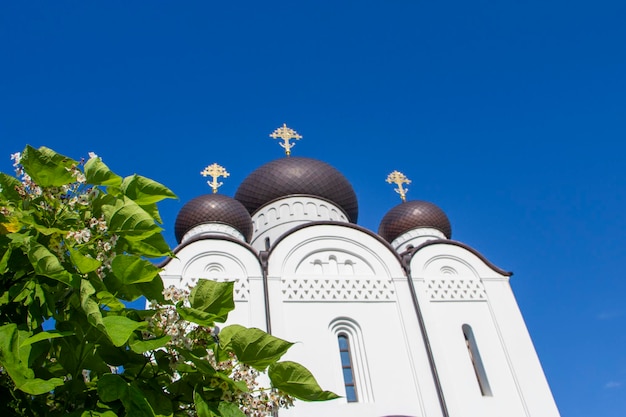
top-left (174, 194), bottom-right (253, 243)
top-left (378, 200), bottom-right (452, 242)
top-left (234, 157), bottom-right (358, 222)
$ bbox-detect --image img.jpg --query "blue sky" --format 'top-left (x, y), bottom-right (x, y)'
top-left (1, 1), bottom-right (625, 415)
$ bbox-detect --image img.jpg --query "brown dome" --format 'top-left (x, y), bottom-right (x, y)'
top-left (234, 157), bottom-right (358, 222)
top-left (378, 200), bottom-right (451, 242)
top-left (175, 194), bottom-right (253, 243)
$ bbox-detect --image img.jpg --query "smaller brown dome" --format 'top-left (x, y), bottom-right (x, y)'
top-left (175, 194), bottom-right (253, 243)
top-left (378, 200), bottom-right (452, 243)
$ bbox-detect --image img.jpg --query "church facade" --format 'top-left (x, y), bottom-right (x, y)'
top-left (159, 126), bottom-right (560, 417)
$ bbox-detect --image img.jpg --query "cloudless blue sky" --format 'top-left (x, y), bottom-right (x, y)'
top-left (1, 1), bottom-right (625, 415)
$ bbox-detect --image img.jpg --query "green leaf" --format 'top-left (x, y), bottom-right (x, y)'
top-left (32, 224), bottom-right (68, 236)
top-left (80, 411), bottom-right (118, 417)
top-left (138, 274), bottom-right (165, 303)
top-left (129, 334), bottom-right (171, 354)
top-left (102, 274), bottom-right (144, 302)
top-left (269, 361), bottom-right (340, 401)
top-left (142, 387), bottom-right (174, 417)
top-left (218, 402), bottom-right (247, 417)
top-left (124, 233), bottom-right (172, 257)
top-left (139, 202), bottom-right (163, 224)
top-left (189, 279), bottom-right (234, 323)
top-left (28, 240), bottom-right (76, 287)
top-left (0, 173), bottom-right (23, 202)
top-left (81, 279), bottom-right (105, 329)
top-left (121, 174), bottom-right (176, 205)
top-left (124, 384), bottom-right (157, 417)
top-left (70, 247), bottom-right (102, 274)
top-left (18, 377), bottom-right (67, 395)
top-left (20, 330), bottom-right (75, 348)
top-left (0, 244), bottom-right (12, 273)
top-left (218, 324), bottom-right (245, 351)
top-left (222, 326), bottom-right (293, 371)
top-left (97, 291), bottom-right (126, 311)
top-left (102, 315), bottom-right (147, 347)
top-left (98, 375), bottom-right (156, 416)
top-left (0, 324), bottom-right (64, 395)
top-left (100, 195), bottom-right (162, 240)
top-left (98, 373), bottom-right (128, 402)
top-left (20, 145), bottom-right (77, 187)
top-left (84, 157), bottom-right (123, 187)
top-left (177, 306), bottom-right (219, 327)
top-left (111, 255), bottom-right (160, 285)
top-left (194, 388), bottom-right (215, 417)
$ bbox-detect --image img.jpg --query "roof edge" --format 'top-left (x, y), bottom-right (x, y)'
top-left (404, 239), bottom-right (513, 277)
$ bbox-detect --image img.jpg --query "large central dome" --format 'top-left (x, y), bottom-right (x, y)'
top-left (234, 157), bottom-right (358, 222)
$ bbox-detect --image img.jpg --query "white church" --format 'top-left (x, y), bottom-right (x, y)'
top-left (159, 125), bottom-right (560, 417)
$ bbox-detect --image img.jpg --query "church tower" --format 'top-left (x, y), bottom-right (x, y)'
top-left (159, 125), bottom-right (560, 417)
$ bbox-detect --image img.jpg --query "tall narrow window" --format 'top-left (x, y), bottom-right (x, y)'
top-left (338, 334), bottom-right (358, 402)
top-left (462, 324), bottom-right (492, 396)
top-left (330, 317), bottom-right (373, 403)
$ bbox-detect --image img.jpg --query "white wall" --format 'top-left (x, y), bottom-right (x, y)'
top-left (410, 242), bottom-right (560, 417)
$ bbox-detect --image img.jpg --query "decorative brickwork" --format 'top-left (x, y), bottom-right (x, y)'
top-left (282, 277), bottom-right (395, 301)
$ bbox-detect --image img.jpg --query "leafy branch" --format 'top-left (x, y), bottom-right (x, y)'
top-left (0, 146), bottom-right (337, 417)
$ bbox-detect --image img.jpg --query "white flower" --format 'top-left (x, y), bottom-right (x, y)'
top-left (10, 152), bottom-right (21, 166)
top-left (68, 228), bottom-right (91, 244)
top-left (88, 152), bottom-right (98, 160)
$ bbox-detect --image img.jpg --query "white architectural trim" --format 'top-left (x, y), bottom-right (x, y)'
top-left (268, 224), bottom-right (404, 280)
top-left (181, 223), bottom-right (245, 243)
top-left (329, 317), bottom-right (374, 403)
top-left (391, 227), bottom-right (447, 252)
top-left (250, 196), bottom-right (349, 250)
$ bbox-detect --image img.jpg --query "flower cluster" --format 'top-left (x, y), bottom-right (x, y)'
top-left (148, 286), bottom-right (295, 417)
top-left (12, 152), bottom-right (42, 197)
top-left (148, 285), bottom-right (196, 349)
top-left (219, 357), bottom-right (294, 417)
top-left (7, 151), bottom-right (118, 277)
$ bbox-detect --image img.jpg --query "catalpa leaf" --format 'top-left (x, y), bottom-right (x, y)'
top-left (20, 145), bottom-right (77, 187)
top-left (69, 247), bottom-right (102, 274)
top-left (100, 195), bottom-right (161, 240)
top-left (188, 279), bottom-right (234, 323)
top-left (20, 331), bottom-right (75, 348)
top-left (222, 327), bottom-right (293, 371)
top-left (0, 324), bottom-right (64, 395)
top-left (81, 279), bottom-right (104, 329)
top-left (111, 255), bottom-right (159, 285)
top-left (28, 241), bottom-right (76, 287)
top-left (129, 334), bottom-right (171, 354)
top-left (269, 361), bottom-right (340, 401)
top-left (84, 157), bottom-right (123, 187)
top-left (102, 316), bottom-right (147, 347)
top-left (123, 233), bottom-right (172, 257)
top-left (121, 174), bottom-right (176, 205)
top-left (98, 373), bottom-right (128, 402)
top-left (0, 173), bottom-right (22, 202)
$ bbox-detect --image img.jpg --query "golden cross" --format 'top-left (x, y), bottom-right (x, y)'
top-left (269, 123), bottom-right (302, 156)
top-left (201, 163), bottom-right (229, 193)
top-left (386, 170), bottom-right (411, 202)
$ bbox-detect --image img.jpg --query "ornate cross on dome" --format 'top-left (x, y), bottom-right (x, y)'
top-left (201, 163), bottom-right (229, 193)
top-left (386, 170), bottom-right (411, 202)
top-left (269, 123), bottom-right (302, 156)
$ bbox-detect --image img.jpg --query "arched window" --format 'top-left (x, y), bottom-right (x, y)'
top-left (329, 317), bottom-right (373, 403)
top-left (338, 334), bottom-right (357, 402)
top-left (462, 324), bottom-right (492, 396)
